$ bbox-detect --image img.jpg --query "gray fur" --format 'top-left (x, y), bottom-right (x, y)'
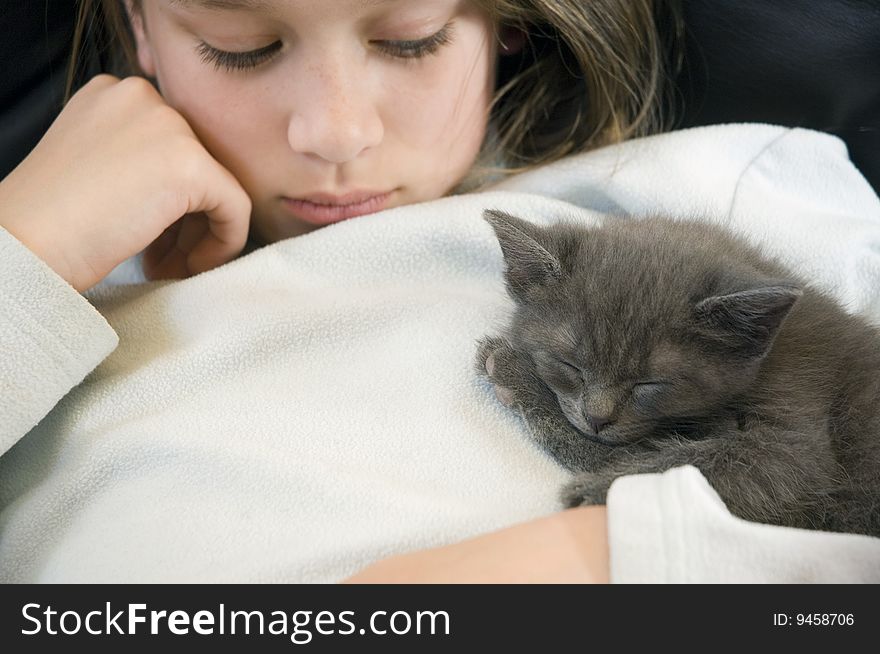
top-left (477, 209), bottom-right (880, 536)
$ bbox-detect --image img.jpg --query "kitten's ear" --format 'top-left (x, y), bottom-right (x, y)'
top-left (483, 209), bottom-right (562, 299)
top-left (694, 283), bottom-right (803, 359)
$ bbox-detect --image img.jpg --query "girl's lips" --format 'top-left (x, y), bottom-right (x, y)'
top-left (281, 191), bottom-right (393, 226)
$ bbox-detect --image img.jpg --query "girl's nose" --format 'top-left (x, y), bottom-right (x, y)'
top-left (286, 58), bottom-right (384, 164)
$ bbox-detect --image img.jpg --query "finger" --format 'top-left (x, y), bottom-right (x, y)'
top-left (183, 159), bottom-right (252, 275)
top-left (176, 213), bottom-right (210, 253)
top-left (144, 247), bottom-right (187, 281)
top-left (143, 221), bottom-right (185, 280)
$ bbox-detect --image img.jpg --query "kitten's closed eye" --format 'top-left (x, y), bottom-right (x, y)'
top-left (546, 358), bottom-right (583, 393)
top-left (557, 359), bottom-right (581, 374)
top-left (630, 381), bottom-right (669, 410)
top-left (533, 354), bottom-right (584, 395)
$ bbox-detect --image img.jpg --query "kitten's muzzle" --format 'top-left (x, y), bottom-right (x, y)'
top-left (586, 414), bottom-right (614, 435)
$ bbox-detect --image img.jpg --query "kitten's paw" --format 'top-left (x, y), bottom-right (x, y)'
top-left (476, 337), bottom-right (536, 409)
top-left (475, 336), bottom-right (505, 373)
top-left (561, 473), bottom-right (612, 508)
top-left (476, 337), bottom-right (513, 406)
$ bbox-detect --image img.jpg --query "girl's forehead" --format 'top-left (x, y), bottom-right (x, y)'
top-left (160, 0), bottom-right (478, 31)
top-left (166, 0), bottom-right (459, 13)
top-left (157, 0), bottom-right (489, 41)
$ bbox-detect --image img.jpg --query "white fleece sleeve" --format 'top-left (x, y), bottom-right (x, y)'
top-left (606, 466), bottom-right (880, 583)
top-left (0, 227), bottom-right (118, 456)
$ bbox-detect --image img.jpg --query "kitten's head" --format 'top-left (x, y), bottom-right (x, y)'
top-left (484, 209), bottom-right (802, 446)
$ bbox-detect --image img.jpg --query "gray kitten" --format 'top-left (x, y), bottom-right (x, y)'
top-left (477, 209), bottom-right (880, 536)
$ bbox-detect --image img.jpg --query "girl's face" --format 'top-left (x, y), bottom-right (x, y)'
top-left (131, 0), bottom-right (498, 243)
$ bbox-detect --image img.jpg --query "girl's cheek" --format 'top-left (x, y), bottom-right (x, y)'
top-left (380, 60), bottom-right (491, 148)
top-left (160, 63), bottom-right (257, 147)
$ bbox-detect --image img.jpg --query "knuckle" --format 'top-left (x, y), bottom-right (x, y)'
top-left (67, 74), bottom-right (119, 106)
top-left (83, 73), bottom-right (120, 90)
top-left (116, 75), bottom-right (159, 99)
top-left (108, 77), bottom-right (166, 116)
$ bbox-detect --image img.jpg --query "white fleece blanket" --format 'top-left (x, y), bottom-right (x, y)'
top-left (1, 124), bottom-right (879, 582)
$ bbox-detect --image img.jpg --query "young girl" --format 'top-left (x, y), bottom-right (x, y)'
top-left (1, 0), bottom-right (877, 583)
top-left (2, 0), bottom-right (670, 292)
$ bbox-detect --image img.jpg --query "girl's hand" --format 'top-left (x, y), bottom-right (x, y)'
top-left (343, 506), bottom-right (609, 583)
top-left (0, 75), bottom-right (251, 291)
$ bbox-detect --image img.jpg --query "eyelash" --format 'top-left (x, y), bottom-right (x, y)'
top-left (377, 23), bottom-right (454, 61)
top-left (195, 23), bottom-right (454, 72)
top-left (196, 40), bottom-right (282, 71)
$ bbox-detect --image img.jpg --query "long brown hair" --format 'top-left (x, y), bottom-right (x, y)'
top-left (475, 0), bottom-right (682, 178)
top-left (66, 0), bottom-right (682, 186)
top-left (65, 0), bottom-right (139, 102)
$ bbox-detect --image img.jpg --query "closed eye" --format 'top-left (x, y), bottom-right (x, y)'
top-left (375, 22), bottom-right (455, 60)
top-left (557, 359), bottom-right (581, 374)
top-left (196, 40), bottom-right (283, 72)
top-left (632, 381), bottom-right (669, 391)
top-left (631, 381), bottom-right (669, 406)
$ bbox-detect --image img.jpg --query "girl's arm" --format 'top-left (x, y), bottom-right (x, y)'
top-left (344, 506), bottom-right (609, 584)
top-left (0, 226), bottom-right (117, 455)
top-left (344, 467), bottom-right (880, 583)
top-left (0, 74), bottom-right (252, 454)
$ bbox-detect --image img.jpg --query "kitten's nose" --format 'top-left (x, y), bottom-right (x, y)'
top-left (586, 415), bottom-right (613, 435)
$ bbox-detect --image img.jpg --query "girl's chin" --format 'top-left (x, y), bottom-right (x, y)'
top-left (248, 215), bottom-right (315, 245)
